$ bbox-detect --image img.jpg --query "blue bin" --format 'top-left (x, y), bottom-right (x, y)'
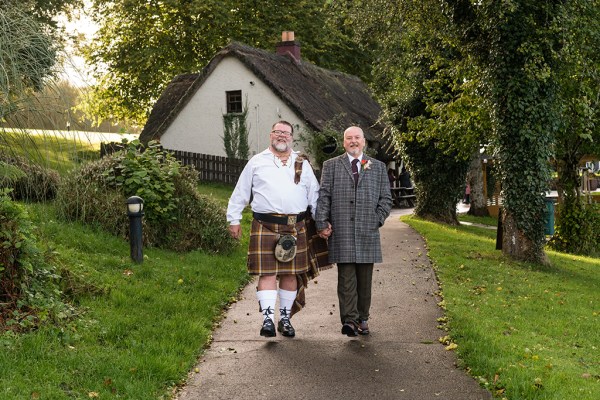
top-left (544, 198), bottom-right (555, 235)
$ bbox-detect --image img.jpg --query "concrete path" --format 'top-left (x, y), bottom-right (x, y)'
top-left (176, 209), bottom-right (492, 400)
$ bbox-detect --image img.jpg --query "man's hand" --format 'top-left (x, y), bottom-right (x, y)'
top-left (318, 222), bottom-right (332, 239)
top-left (228, 224), bottom-right (241, 239)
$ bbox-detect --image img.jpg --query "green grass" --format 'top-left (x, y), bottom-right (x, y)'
top-left (0, 187), bottom-right (252, 399)
top-left (403, 215), bottom-right (600, 399)
top-left (458, 213), bottom-right (498, 227)
top-left (0, 130), bottom-right (99, 174)
top-left (195, 182), bottom-right (236, 207)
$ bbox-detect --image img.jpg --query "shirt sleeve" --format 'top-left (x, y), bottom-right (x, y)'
top-left (226, 160), bottom-right (254, 224)
top-left (304, 160), bottom-right (320, 219)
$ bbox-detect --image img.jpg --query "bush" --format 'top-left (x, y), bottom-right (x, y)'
top-left (0, 154), bottom-right (60, 201)
top-left (0, 189), bottom-right (75, 331)
top-left (548, 198), bottom-right (600, 256)
top-left (55, 141), bottom-right (237, 253)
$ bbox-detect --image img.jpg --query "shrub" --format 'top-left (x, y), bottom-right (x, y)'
top-left (0, 154), bottom-right (60, 201)
top-left (55, 141), bottom-right (237, 253)
top-left (0, 189), bottom-right (75, 331)
top-left (548, 198), bottom-right (600, 256)
top-left (160, 168), bottom-right (237, 252)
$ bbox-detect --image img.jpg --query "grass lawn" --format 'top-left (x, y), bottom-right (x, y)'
top-left (0, 130), bottom-right (101, 174)
top-left (403, 215), bottom-right (599, 400)
top-left (0, 188), bottom-right (251, 399)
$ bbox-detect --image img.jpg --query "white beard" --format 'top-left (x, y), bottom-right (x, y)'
top-left (347, 147), bottom-right (360, 156)
top-left (274, 142), bottom-right (289, 152)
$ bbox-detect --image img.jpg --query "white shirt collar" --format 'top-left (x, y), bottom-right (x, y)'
top-left (346, 153), bottom-right (363, 163)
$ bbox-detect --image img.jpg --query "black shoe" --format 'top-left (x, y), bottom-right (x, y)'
top-left (277, 317), bottom-right (296, 337)
top-left (260, 318), bottom-right (276, 337)
top-left (358, 319), bottom-right (370, 335)
top-left (341, 321), bottom-right (358, 337)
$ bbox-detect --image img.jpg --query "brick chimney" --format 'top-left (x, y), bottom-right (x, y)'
top-left (276, 31), bottom-right (300, 61)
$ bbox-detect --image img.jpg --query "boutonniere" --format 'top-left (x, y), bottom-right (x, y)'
top-left (361, 159), bottom-right (372, 170)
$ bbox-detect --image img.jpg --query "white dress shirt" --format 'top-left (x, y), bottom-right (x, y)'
top-left (347, 152), bottom-right (364, 171)
top-left (226, 149), bottom-right (320, 225)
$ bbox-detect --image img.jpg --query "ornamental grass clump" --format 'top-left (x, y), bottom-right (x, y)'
top-left (0, 154), bottom-right (60, 201)
top-left (55, 140), bottom-right (236, 253)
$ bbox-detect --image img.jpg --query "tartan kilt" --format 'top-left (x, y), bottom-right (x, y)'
top-left (247, 219), bottom-right (310, 275)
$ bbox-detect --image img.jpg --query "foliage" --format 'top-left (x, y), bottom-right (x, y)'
top-left (0, 2), bottom-right (57, 118)
top-left (405, 215), bottom-right (600, 400)
top-left (0, 198), bottom-right (250, 398)
top-left (0, 190), bottom-right (76, 332)
top-left (550, 0), bottom-right (600, 241)
top-left (222, 102), bottom-right (249, 160)
top-left (55, 141), bottom-right (237, 253)
top-left (400, 137), bottom-right (468, 225)
top-left (0, 154), bottom-right (60, 202)
top-left (0, 129), bottom-right (100, 175)
top-left (548, 199), bottom-right (600, 256)
top-left (297, 115), bottom-right (352, 169)
top-left (82, 0), bottom-right (373, 124)
top-left (103, 140), bottom-right (179, 224)
top-left (340, 0), bottom-right (489, 224)
top-left (2, 80), bottom-right (135, 133)
top-left (18, 0), bottom-right (83, 29)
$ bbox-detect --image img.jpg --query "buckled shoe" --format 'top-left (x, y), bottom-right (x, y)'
top-left (260, 317), bottom-right (276, 337)
top-left (277, 317), bottom-right (296, 337)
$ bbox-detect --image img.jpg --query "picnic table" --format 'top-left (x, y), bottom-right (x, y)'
top-left (391, 186), bottom-right (415, 208)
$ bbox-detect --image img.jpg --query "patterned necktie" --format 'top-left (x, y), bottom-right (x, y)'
top-left (351, 158), bottom-right (359, 187)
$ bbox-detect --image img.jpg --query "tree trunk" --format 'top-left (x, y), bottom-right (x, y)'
top-left (466, 152), bottom-right (489, 217)
top-left (501, 210), bottom-right (550, 265)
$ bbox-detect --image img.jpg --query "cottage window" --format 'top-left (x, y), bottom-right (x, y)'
top-left (226, 90), bottom-right (243, 113)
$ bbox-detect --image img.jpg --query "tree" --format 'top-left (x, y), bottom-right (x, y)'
top-left (82, 0), bottom-right (373, 125)
top-left (547, 0), bottom-right (600, 255)
top-left (341, 0), bottom-right (489, 224)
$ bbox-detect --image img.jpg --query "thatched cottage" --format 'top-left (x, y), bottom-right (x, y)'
top-left (139, 32), bottom-right (389, 161)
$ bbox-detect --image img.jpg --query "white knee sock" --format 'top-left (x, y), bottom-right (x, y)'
top-left (256, 290), bottom-right (277, 321)
top-left (278, 289), bottom-right (297, 319)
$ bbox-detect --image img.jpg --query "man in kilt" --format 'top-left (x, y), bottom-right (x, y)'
top-left (227, 120), bottom-right (329, 338)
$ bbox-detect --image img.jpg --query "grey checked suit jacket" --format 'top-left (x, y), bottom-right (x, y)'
top-left (315, 154), bottom-right (393, 263)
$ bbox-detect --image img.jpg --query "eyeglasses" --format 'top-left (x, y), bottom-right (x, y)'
top-left (271, 130), bottom-right (293, 137)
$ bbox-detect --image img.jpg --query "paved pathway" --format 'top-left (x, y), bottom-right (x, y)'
top-left (176, 209), bottom-right (492, 400)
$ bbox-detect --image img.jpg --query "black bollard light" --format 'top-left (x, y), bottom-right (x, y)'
top-left (126, 196), bottom-right (144, 263)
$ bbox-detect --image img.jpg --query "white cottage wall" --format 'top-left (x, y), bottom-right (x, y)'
top-left (160, 57), bottom-right (308, 159)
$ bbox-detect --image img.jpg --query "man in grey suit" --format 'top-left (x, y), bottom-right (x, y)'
top-left (316, 126), bottom-right (392, 336)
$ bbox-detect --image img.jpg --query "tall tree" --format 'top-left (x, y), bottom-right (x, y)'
top-left (341, 0), bottom-right (489, 224)
top-left (548, 0), bottom-right (600, 255)
top-left (82, 0), bottom-right (372, 124)
top-left (448, 1), bottom-right (563, 263)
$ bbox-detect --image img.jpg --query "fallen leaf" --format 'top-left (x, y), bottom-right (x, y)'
top-left (445, 343), bottom-right (458, 351)
top-left (88, 392), bottom-right (99, 398)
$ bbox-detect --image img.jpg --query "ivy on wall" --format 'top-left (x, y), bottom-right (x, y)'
top-left (222, 101), bottom-right (249, 160)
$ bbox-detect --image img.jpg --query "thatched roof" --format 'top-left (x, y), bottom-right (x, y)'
top-left (140, 42), bottom-right (386, 151)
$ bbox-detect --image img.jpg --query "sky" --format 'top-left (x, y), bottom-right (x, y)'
top-left (56, 6), bottom-right (98, 87)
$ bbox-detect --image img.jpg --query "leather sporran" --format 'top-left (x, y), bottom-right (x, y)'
top-left (274, 234), bottom-right (297, 262)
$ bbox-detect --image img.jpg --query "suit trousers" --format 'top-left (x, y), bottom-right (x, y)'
top-left (337, 263), bottom-right (374, 324)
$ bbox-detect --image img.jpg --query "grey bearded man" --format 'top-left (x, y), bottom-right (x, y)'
top-left (227, 120), bottom-right (330, 338)
top-left (316, 126), bottom-right (392, 336)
